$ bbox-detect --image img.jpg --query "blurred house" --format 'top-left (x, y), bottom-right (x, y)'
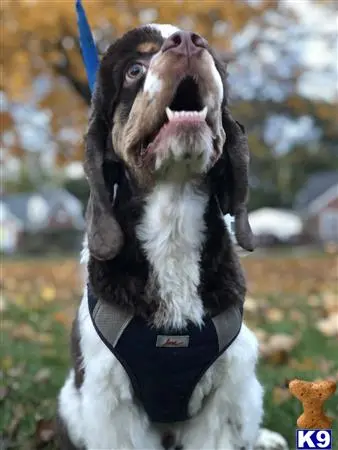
top-left (0, 202), bottom-right (24, 254)
top-left (248, 208), bottom-right (303, 246)
top-left (294, 171), bottom-right (338, 244)
top-left (0, 188), bottom-right (85, 254)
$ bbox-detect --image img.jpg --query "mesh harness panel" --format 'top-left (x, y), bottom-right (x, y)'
top-left (88, 284), bottom-right (242, 423)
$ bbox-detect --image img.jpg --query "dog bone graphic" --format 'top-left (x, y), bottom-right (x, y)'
top-left (289, 378), bottom-right (337, 429)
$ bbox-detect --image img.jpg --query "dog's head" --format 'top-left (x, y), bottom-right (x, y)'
top-left (84, 24), bottom-right (255, 260)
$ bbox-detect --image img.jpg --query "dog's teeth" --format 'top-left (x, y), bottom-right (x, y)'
top-left (165, 108), bottom-right (208, 121)
top-left (166, 107), bottom-right (174, 121)
top-left (200, 106), bottom-right (208, 120)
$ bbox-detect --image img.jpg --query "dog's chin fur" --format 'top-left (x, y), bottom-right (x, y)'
top-left (57, 23), bottom-right (264, 450)
top-left (152, 125), bottom-right (215, 181)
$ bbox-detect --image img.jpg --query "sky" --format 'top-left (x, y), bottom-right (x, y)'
top-left (287, 0), bottom-right (337, 101)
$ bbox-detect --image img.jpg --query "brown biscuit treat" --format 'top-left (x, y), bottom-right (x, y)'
top-left (289, 379), bottom-right (336, 429)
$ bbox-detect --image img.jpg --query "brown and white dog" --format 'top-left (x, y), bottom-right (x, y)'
top-left (56, 23), bottom-right (280, 450)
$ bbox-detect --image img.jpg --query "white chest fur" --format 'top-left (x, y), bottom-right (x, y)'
top-left (136, 182), bottom-right (208, 329)
top-left (58, 187), bottom-right (266, 449)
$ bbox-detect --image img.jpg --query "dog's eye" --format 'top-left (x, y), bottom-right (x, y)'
top-left (126, 63), bottom-right (146, 82)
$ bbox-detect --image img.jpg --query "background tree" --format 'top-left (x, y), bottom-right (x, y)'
top-left (2, 0), bottom-right (337, 208)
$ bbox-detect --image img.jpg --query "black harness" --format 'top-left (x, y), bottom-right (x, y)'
top-left (88, 284), bottom-right (242, 423)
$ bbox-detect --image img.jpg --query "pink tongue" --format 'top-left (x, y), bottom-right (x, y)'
top-left (169, 115), bottom-right (205, 123)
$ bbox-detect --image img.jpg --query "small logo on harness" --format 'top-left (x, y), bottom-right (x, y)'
top-left (156, 335), bottom-right (189, 347)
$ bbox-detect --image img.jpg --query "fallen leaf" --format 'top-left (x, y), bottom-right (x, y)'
top-left (272, 386), bottom-right (291, 405)
top-left (260, 333), bottom-right (299, 364)
top-left (253, 328), bottom-right (268, 344)
top-left (0, 293), bottom-right (7, 313)
top-left (1, 320), bottom-right (15, 331)
top-left (289, 357), bottom-right (317, 371)
top-left (35, 419), bottom-right (55, 445)
top-left (12, 324), bottom-right (53, 344)
top-left (13, 293), bottom-right (28, 306)
top-left (8, 364), bottom-right (25, 378)
top-left (316, 313), bottom-right (338, 337)
top-left (321, 291), bottom-right (338, 314)
top-left (53, 311), bottom-right (72, 326)
top-left (289, 310), bottom-right (306, 323)
top-left (318, 358), bottom-right (335, 374)
top-left (1, 356), bottom-right (13, 371)
top-left (37, 333), bottom-right (54, 345)
top-left (0, 386), bottom-right (9, 402)
top-left (308, 294), bottom-right (321, 307)
top-left (266, 307), bottom-right (284, 322)
top-left (34, 368), bottom-right (51, 383)
top-left (12, 324), bottom-right (37, 340)
top-left (7, 404), bottom-right (24, 436)
top-left (10, 381), bottom-right (20, 391)
top-left (244, 296), bottom-right (259, 313)
top-left (40, 286), bottom-right (56, 302)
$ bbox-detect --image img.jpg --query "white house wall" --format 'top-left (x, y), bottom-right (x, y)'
top-left (308, 184), bottom-right (338, 217)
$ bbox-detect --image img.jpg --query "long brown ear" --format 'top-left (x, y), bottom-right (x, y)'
top-left (214, 108), bottom-right (255, 252)
top-left (83, 101), bottom-right (124, 260)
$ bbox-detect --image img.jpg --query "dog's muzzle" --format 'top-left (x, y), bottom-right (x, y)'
top-left (121, 30), bottom-right (226, 177)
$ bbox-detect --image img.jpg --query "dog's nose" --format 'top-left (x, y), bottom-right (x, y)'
top-left (161, 31), bottom-right (207, 56)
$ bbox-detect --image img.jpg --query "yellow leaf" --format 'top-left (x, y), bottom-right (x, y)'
top-left (1, 356), bottom-right (13, 370)
top-left (266, 307), bottom-right (284, 322)
top-left (272, 386), bottom-right (291, 405)
top-left (41, 286), bottom-right (56, 302)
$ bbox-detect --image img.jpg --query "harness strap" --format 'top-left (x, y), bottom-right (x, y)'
top-left (88, 284), bottom-right (242, 353)
top-left (212, 304), bottom-right (242, 351)
top-left (91, 297), bottom-right (133, 348)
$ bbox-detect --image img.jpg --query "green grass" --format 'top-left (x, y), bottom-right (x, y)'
top-left (1, 296), bottom-right (338, 449)
top-left (254, 293), bottom-right (338, 449)
top-left (1, 302), bottom-right (70, 449)
top-left (259, 328), bottom-right (338, 448)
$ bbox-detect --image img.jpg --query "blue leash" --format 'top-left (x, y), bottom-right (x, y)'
top-left (75, 0), bottom-right (99, 93)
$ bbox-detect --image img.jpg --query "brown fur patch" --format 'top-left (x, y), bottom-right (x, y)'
top-left (137, 42), bottom-right (160, 54)
top-left (112, 105), bottom-right (156, 189)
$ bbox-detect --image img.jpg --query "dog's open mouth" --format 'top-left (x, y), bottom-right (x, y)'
top-left (141, 76), bottom-right (213, 156)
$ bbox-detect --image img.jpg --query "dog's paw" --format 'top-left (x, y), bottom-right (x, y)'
top-left (254, 428), bottom-right (288, 450)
